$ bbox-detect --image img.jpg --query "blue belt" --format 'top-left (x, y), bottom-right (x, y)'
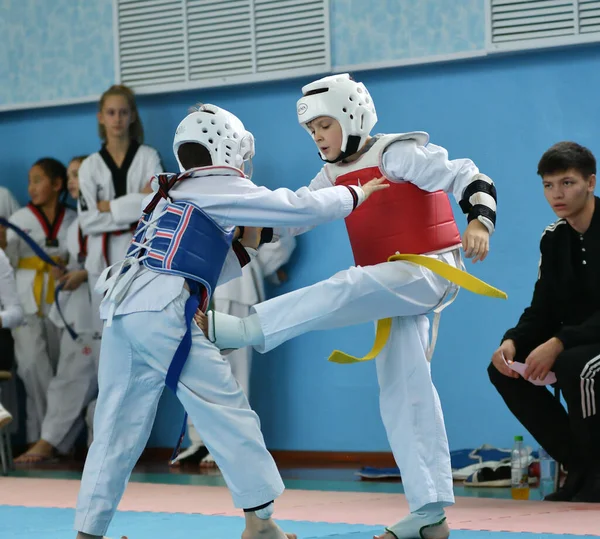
top-left (165, 279), bottom-right (201, 464)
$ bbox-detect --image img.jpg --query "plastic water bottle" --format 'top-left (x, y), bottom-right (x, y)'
top-left (538, 447), bottom-right (556, 498)
top-left (511, 435), bottom-right (530, 500)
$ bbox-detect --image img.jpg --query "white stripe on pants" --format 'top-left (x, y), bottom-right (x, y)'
top-left (75, 290), bottom-right (284, 536)
top-left (579, 352), bottom-right (600, 418)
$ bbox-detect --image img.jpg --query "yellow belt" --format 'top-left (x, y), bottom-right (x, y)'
top-left (18, 255), bottom-right (63, 315)
top-left (328, 253), bottom-right (508, 364)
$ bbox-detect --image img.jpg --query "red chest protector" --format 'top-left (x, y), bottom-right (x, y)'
top-left (327, 134), bottom-right (461, 267)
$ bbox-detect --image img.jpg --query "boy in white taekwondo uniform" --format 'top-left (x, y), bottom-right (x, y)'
top-left (203, 74), bottom-right (502, 539)
top-left (73, 103), bottom-right (387, 539)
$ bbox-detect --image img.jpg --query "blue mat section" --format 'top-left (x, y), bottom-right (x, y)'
top-left (0, 505), bottom-right (594, 539)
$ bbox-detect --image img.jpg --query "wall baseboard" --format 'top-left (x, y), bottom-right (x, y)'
top-left (141, 448), bottom-right (396, 468)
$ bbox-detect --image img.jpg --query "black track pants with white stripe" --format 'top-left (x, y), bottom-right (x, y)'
top-left (488, 343), bottom-right (600, 470)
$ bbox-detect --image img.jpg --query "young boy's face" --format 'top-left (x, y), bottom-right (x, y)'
top-left (542, 167), bottom-right (596, 219)
top-left (306, 116), bottom-right (343, 161)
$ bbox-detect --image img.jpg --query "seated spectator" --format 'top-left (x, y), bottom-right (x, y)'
top-left (489, 141), bottom-right (600, 503)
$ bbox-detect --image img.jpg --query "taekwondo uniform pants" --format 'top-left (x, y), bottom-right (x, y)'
top-left (12, 307), bottom-right (61, 443)
top-left (250, 250), bottom-right (461, 512)
top-left (489, 342), bottom-right (600, 471)
top-left (186, 300), bottom-right (253, 449)
top-left (41, 331), bottom-right (99, 453)
top-left (75, 289), bottom-right (284, 536)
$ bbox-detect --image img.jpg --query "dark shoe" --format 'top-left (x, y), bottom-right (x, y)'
top-left (572, 471), bottom-right (600, 503)
top-left (544, 468), bottom-right (586, 501)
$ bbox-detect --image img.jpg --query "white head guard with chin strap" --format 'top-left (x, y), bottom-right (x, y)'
top-left (296, 73), bottom-right (377, 162)
top-left (173, 103), bottom-right (255, 177)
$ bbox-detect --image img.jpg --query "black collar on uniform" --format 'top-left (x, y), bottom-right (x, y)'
top-left (99, 140), bottom-right (141, 198)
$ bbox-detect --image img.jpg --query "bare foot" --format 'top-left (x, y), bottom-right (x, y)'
top-left (15, 439), bottom-right (56, 464)
top-left (194, 308), bottom-right (208, 336)
top-left (199, 453), bottom-right (218, 469)
top-left (373, 533), bottom-right (394, 539)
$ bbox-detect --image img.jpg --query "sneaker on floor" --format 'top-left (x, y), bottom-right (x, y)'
top-left (572, 470), bottom-right (600, 503)
top-left (544, 467), bottom-right (586, 502)
top-left (0, 403), bottom-right (12, 429)
top-left (464, 464), bottom-right (538, 488)
top-left (169, 443), bottom-right (209, 465)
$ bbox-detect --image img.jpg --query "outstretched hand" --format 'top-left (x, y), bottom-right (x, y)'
top-left (361, 177), bottom-right (389, 200)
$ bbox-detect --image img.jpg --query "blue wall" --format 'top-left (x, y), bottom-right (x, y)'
top-left (2, 44), bottom-right (600, 453)
top-left (0, 0), bottom-right (114, 106)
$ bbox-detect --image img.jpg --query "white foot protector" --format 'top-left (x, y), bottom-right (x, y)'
top-left (385, 511), bottom-right (449, 539)
top-left (207, 310), bottom-right (262, 350)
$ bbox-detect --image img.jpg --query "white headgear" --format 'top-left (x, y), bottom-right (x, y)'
top-left (296, 73), bottom-right (377, 162)
top-left (173, 103), bottom-right (255, 176)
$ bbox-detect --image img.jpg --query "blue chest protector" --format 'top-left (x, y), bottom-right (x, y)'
top-left (129, 199), bottom-right (235, 462)
top-left (128, 200), bottom-right (234, 300)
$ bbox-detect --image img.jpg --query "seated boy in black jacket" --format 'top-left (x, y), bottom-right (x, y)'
top-left (489, 141), bottom-right (600, 503)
